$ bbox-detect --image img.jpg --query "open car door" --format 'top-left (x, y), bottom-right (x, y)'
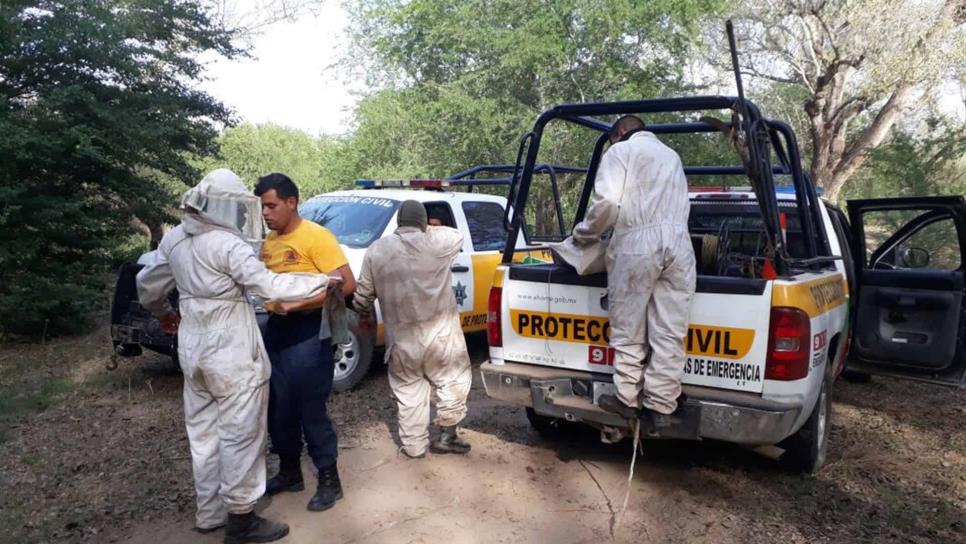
top-left (846, 196), bottom-right (966, 387)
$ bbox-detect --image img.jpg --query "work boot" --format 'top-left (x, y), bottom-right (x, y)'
top-left (265, 466), bottom-right (304, 496)
top-left (430, 425), bottom-right (471, 454)
top-left (223, 512), bottom-right (289, 544)
top-left (399, 446), bottom-right (426, 459)
top-left (598, 393), bottom-right (640, 421)
top-left (192, 522), bottom-right (226, 534)
top-left (639, 406), bottom-right (672, 435)
top-left (307, 465), bottom-right (343, 512)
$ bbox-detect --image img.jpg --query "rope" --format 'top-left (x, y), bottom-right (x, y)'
top-left (698, 234), bottom-right (720, 275)
top-left (611, 418), bottom-right (642, 537)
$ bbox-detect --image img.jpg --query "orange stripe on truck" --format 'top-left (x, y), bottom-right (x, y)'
top-left (510, 308), bottom-right (754, 359)
top-left (771, 274), bottom-right (848, 318)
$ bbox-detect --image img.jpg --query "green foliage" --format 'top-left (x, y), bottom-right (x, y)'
top-left (846, 117), bottom-right (966, 272)
top-left (0, 1), bottom-right (238, 337)
top-left (200, 123), bottom-right (349, 198)
top-left (846, 117), bottom-right (966, 201)
top-left (349, 0), bottom-right (723, 102)
top-left (341, 0), bottom-right (726, 232)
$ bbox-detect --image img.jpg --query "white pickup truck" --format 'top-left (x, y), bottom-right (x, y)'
top-left (480, 96), bottom-right (966, 474)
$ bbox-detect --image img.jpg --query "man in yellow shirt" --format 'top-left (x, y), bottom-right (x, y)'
top-left (255, 173), bottom-right (356, 513)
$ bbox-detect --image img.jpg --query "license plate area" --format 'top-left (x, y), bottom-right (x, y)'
top-left (112, 324), bottom-right (143, 344)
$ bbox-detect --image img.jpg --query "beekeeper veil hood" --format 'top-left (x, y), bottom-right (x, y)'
top-left (182, 169), bottom-right (265, 240)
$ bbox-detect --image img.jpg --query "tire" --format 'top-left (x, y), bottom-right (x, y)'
top-left (525, 407), bottom-right (577, 440)
top-left (332, 310), bottom-right (375, 393)
top-left (842, 370), bottom-right (872, 383)
top-left (780, 374), bottom-right (832, 475)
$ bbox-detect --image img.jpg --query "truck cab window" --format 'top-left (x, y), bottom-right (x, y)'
top-left (862, 209), bottom-right (961, 271)
top-left (462, 201), bottom-right (508, 251)
top-left (424, 202), bottom-right (457, 229)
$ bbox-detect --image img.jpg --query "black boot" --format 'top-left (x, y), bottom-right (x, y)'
top-left (638, 406), bottom-right (672, 434)
top-left (223, 512), bottom-right (289, 544)
top-left (307, 465), bottom-right (343, 512)
top-left (598, 394), bottom-right (640, 421)
top-left (430, 425), bottom-right (471, 454)
top-left (192, 522), bottom-right (226, 534)
top-left (599, 394), bottom-right (673, 434)
top-left (265, 459), bottom-right (303, 496)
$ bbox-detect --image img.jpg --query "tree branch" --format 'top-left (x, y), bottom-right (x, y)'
top-left (831, 84), bottom-right (914, 189)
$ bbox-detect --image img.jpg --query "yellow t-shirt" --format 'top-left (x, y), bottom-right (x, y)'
top-left (261, 219), bottom-right (348, 274)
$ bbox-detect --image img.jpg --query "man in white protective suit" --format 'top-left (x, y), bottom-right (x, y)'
top-left (572, 115), bottom-right (696, 430)
top-left (352, 200), bottom-right (473, 458)
top-left (137, 168), bottom-right (334, 544)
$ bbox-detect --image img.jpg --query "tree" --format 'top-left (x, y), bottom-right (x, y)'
top-left (200, 123), bottom-right (343, 197)
top-left (731, 0), bottom-right (966, 201)
top-left (847, 117), bottom-right (966, 200)
top-left (342, 0), bottom-right (725, 232)
top-left (0, 1), bottom-right (239, 336)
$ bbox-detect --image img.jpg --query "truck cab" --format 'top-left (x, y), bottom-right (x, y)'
top-left (479, 96), bottom-right (966, 474)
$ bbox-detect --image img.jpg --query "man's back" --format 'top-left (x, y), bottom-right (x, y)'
top-left (364, 226), bottom-right (463, 334)
top-left (607, 131), bottom-right (690, 231)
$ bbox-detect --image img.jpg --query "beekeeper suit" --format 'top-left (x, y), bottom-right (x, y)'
top-left (573, 116), bottom-right (696, 423)
top-left (137, 169), bottom-right (330, 542)
top-left (353, 200), bottom-right (473, 458)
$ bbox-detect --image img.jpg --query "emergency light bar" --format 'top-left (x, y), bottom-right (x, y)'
top-left (354, 178), bottom-right (515, 189)
top-left (687, 185), bottom-right (823, 196)
top-left (355, 179), bottom-right (453, 189)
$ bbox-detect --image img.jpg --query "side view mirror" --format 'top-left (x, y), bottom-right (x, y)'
top-left (898, 246), bottom-right (930, 269)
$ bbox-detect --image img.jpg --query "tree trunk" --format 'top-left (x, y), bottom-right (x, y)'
top-left (804, 0), bottom-right (959, 202)
top-left (147, 221), bottom-right (164, 250)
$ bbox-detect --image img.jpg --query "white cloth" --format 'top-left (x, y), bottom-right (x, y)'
top-left (573, 131), bottom-right (696, 415)
top-left (549, 236), bottom-right (608, 275)
top-left (353, 226), bottom-right (472, 457)
top-left (136, 171), bottom-right (328, 529)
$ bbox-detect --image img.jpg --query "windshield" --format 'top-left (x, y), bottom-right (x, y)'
top-left (300, 195), bottom-right (400, 248)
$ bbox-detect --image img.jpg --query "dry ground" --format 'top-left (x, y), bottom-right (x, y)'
top-left (1, 328), bottom-right (964, 544)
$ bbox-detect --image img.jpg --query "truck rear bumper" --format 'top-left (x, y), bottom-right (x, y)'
top-left (480, 361), bottom-right (802, 445)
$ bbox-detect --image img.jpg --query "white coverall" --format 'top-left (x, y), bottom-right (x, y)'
top-left (137, 170), bottom-right (329, 530)
top-left (353, 226), bottom-right (473, 457)
top-left (573, 131), bottom-right (696, 415)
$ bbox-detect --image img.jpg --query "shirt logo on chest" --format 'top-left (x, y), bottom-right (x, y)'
top-left (283, 250), bottom-right (300, 265)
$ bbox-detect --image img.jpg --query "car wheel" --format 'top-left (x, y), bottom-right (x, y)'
top-left (780, 374), bottom-right (832, 475)
top-left (332, 311), bottom-right (375, 393)
top-left (525, 407), bottom-right (578, 440)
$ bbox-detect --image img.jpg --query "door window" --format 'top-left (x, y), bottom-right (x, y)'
top-left (462, 201), bottom-right (508, 251)
top-left (861, 209), bottom-right (961, 271)
top-left (424, 202), bottom-right (457, 228)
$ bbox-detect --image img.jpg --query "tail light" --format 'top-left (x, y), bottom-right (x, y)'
top-left (487, 286), bottom-right (503, 347)
top-left (765, 307), bottom-right (811, 380)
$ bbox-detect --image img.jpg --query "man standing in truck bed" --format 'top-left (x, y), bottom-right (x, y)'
top-left (572, 115), bottom-right (696, 429)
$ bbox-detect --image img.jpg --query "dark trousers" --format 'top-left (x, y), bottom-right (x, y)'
top-left (264, 312), bottom-right (338, 472)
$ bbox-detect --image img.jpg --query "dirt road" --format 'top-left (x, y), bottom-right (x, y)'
top-left (1, 330), bottom-right (965, 543)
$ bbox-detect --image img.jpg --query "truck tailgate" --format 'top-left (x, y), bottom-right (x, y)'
top-left (500, 264), bottom-right (771, 394)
